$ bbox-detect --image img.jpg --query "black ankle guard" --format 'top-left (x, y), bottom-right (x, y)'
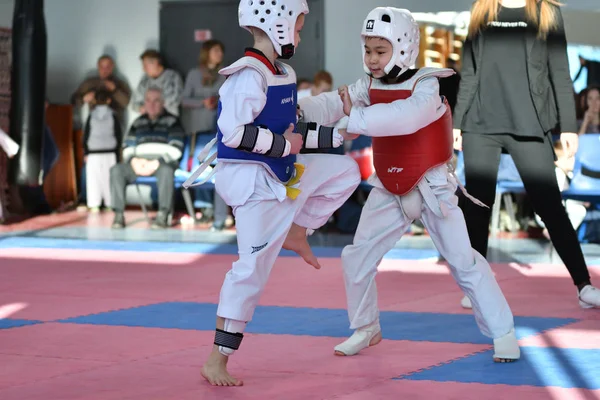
top-left (214, 328), bottom-right (244, 350)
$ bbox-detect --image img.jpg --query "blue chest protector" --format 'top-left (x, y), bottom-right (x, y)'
top-left (217, 57), bottom-right (297, 182)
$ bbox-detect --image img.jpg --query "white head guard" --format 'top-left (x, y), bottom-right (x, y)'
top-left (361, 7), bottom-right (420, 78)
top-left (239, 0), bottom-right (309, 59)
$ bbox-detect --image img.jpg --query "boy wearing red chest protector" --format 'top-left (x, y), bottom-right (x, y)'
top-left (302, 7), bottom-right (520, 363)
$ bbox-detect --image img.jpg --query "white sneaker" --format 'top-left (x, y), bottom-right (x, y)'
top-left (579, 285), bottom-right (600, 309)
top-left (493, 328), bottom-right (520, 362)
top-left (461, 295), bottom-right (472, 309)
top-left (334, 319), bottom-right (382, 356)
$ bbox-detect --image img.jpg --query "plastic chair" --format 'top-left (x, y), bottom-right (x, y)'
top-left (562, 134), bottom-right (600, 203)
top-left (132, 136), bottom-right (192, 225)
top-left (174, 133), bottom-right (219, 221)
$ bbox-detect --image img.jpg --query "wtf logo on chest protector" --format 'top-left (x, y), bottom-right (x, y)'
top-left (388, 167), bottom-right (404, 173)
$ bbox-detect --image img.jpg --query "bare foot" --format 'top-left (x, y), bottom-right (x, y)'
top-left (283, 223), bottom-right (321, 269)
top-left (201, 348), bottom-right (243, 387)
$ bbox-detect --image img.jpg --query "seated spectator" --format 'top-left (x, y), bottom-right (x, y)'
top-left (84, 89), bottom-right (121, 213)
top-left (131, 49), bottom-right (183, 116)
top-left (110, 87), bottom-right (185, 229)
top-left (297, 70), bottom-right (333, 100)
top-left (71, 55), bottom-right (131, 125)
top-left (578, 87), bottom-right (600, 134)
top-left (297, 78), bottom-right (312, 91)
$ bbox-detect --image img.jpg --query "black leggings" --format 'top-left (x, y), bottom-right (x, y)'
top-left (461, 133), bottom-right (590, 286)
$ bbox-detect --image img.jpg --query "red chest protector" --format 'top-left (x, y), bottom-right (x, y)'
top-left (369, 86), bottom-right (453, 196)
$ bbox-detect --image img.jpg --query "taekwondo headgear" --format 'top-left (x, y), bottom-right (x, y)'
top-left (239, 0), bottom-right (309, 59)
top-left (361, 7), bottom-right (420, 78)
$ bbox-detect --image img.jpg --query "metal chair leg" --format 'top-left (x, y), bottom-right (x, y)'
top-left (182, 188), bottom-right (197, 223)
top-left (503, 193), bottom-right (518, 234)
top-left (491, 190), bottom-right (502, 237)
top-left (168, 203), bottom-right (174, 227)
top-left (135, 184), bottom-right (150, 223)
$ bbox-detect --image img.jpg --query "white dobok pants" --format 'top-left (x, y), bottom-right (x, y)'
top-left (86, 153), bottom-right (117, 208)
top-left (215, 154), bottom-right (361, 322)
top-left (341, 168), bottom-right (515, 339)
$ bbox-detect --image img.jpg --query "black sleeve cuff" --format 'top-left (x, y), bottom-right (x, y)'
top-left (238, 125), bottom-right (259, 152)
top-left (265, 134), bottom-right (286, 158)
top-left (318, 126), bottom-right (334, 149)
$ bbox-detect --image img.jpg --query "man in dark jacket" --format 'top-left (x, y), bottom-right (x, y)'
top-left (110, 87), bottom-right (185, 229)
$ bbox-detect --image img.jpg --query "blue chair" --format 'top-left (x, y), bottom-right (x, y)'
top-left (174, 133), bottom-right (218, 222)
top-left (562, 134), bottom-right (600, 203)
top-left (132, 136), bottom-right (192, 225)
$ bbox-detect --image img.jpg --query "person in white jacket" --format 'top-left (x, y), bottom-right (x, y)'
top-left (299, 7), bottom-right (520, 363)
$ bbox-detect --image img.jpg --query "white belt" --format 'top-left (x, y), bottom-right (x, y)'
top-left (414, 163), bottom-right (489, 220)
top-left (182, 137), bottom-right (218, 189)
top-left (447, 162), bottom-right (488, 210)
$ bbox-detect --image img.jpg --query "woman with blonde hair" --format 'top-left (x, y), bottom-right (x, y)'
top-left (182, 39), bottom-right (229, 230)
top-left (454, 0), bottom-right (600, 308)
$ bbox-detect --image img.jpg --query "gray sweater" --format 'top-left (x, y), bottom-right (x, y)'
top-left (181, 68), bottom-right (225, 134)
top-left (132, 69), bottom-right (183, 116)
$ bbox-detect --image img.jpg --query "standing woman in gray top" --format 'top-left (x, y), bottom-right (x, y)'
top-left (454, 0), bottom-right (600, 309)
top-left (182, 40), bottom-right (228, 230)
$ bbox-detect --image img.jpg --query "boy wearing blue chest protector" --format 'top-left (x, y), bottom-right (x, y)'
top-left (193, 0), bottom-right (361, 386)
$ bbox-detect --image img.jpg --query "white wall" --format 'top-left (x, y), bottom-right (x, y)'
top-left (1, 0), bottom-right (598, 118)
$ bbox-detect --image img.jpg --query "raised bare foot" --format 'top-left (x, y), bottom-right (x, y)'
top-left (201, 348), bottom-right (243, 387)
top-left (283, 223), bottom-right (321, 269)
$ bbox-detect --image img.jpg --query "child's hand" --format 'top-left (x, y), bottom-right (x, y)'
top-left (338, 85), bottom-right (352, 116)
top-left (283, 123), bottom-right (303, 155)
top-left (338, 129), bottom-right (359, 141)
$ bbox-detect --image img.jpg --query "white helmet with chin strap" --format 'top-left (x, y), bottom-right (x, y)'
top-left (239, 0), bottom-right (309, 59)
top-left (361, 7), bottom-right (420, 78)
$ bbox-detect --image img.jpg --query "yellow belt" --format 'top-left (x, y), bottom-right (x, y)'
top-left (285, 163), bottom-right (305, 200)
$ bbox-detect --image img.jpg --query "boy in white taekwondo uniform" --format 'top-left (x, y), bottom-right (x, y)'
top-left (299, 7), bottom-right (520, 363)
top-left (186, 0), bottom-right (361, 386)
